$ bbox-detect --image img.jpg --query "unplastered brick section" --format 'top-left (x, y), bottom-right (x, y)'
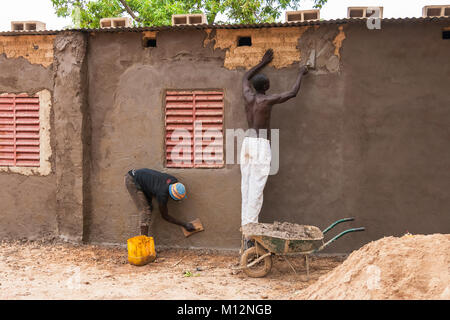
top-left (0, 90), bottom-right (52, 176)
top-left (294, 25), bottom-right (347, 74)
top-left (206, 27), bottom-right (310, 70)
top-left (0, 35), bottom-right (56, 68)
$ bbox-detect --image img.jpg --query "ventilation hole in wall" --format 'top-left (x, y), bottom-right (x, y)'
top-left (287, 13), bottom-right (302, 21)
top-left (349, 9), bottom-right (364, 18)
top-left (443, 31), bottom-right (450, 39)
top-left (144, 38), bottom-right (157, 47)
top-left (13, 24), bottom-right (24, 31)
top-left (114, 20), bottom-right (126, 27)
top-left (27, 24), bottom-right (37, 31)
top-left (238, 36), bottom-right (252, 46)
top-left (427, 8), bottom-right (442, 16)
top-left (189, 16), bottom-right (202, 24)
top-left (101, 20), bottom-right (111, 28)
top-left (174, 16), bottom-right (187, 25)
top-left (304, 12), bottom-right (318, 20)
top-left (445, 8), bottom-right (450, 16)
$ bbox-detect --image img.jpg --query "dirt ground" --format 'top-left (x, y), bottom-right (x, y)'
top-left (293, 234), bottom-right (450, 300)
top-left (0, 239), bottom-right (344, 300)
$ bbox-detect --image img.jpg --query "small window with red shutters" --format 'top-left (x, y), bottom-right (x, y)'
top-left (0, 94), bottom-right (40, 167)
top-left (165, 90), bottom-right (224, 168)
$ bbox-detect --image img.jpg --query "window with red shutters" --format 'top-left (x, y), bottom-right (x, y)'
top-left (165, 90), bottom-right (224, 168)
top-left (0, 94), bottom-right (40, 167)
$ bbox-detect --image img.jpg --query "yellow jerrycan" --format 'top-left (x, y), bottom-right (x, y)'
top-left (127, 235), bottom-right (156, 266)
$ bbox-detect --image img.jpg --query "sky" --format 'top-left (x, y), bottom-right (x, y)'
top-left (0, 0), bottom-right (449, 31)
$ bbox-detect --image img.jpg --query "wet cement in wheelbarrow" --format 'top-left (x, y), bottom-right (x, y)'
top-left (242, 222), bottom-right (323, 240)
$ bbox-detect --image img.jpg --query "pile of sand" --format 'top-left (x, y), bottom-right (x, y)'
top-left (242, 221), bottom-right (323, 240)
top-left (294, 234), bottom-right (450, 300)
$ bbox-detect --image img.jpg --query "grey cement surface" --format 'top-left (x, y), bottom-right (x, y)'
top-left (1, 21), bottom-right (449, 253)
top-left (0, 55), bottom-right (57, 240)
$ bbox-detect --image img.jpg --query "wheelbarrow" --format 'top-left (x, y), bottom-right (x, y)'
top-left (239, 218), bottom-right (365, 278)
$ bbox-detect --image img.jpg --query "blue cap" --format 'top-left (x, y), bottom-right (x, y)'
top-left (169, 183), bottom-right (187, 200)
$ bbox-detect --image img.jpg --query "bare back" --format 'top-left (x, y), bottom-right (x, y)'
top-left (242, 49), bottom-right (308, 139)
top-left (244, 93), bottom-right (276, 132)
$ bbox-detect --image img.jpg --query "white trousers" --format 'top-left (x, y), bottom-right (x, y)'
top-left (240, 137), bottom-right (272, 226)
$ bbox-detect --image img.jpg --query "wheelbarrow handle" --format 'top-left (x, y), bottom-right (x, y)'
top-left (314, 227), bottom-right (365, 253)
top-left (322, 217), bottom-right (355, 234)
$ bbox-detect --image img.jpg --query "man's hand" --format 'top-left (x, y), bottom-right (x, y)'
top-left (300, 65), bottom-right (309, 75)
top-left (184, 222), bottom-right (196, 232)
top-left (261, 49), bottom-right (274, 64)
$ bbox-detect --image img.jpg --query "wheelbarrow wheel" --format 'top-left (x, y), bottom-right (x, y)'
top-left (240, 246), bottom-right (272, 278)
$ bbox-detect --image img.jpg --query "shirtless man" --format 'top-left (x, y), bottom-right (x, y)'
top-left (240, 49), bottom-right (308, 249)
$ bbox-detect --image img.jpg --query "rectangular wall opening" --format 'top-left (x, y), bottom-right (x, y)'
top-left (238, 36), bottom-right (252, 47)
top-left (113, 20), bottom-right (126, 27)
top-left (349, 9), bottom-right (364, 17)
top-left (189, 16), bottom-right (203, 24)
top-left (427, 8), bottom-right (442, 16)
top-left (26, 24), bottom-right (37, 31)
top-left (13, 23), bottom-right (24, 31)
top-left (173, 16), bottom-right (187, 25)
top-left (303, 12), bottom-right (318, 20)
top-left (101, 20), bottom-right (112, 28)
top-left (144, 38), bottom-right (157, 47)
top-left (443, 31), bottom-right (450, 39)
top-left (287, 13), bottom-right (302, 21)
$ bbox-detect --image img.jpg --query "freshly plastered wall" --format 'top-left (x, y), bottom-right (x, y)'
top-left (0, 32), bottom-right (89, 242)
top-left (1, 21), bottom-right (449, 253)
top-left (85, 21), bottom-right (450, 252)
top-left (261, 21), bottom-right (450, 252)
top-left (0, 35), bottom-right (57, 239)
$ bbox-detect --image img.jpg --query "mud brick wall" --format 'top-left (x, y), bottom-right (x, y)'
top-left (1, 20), bottom-right (449, 252)
top-left (0, 35), bottom-right (55, 68)
top-left (0, 32), bottom-right (90, 243)
top-left (53, 32), bottom-right (90, 242)
top-left (85, 21), bottom-right (450, 252)
top-left (0, 35), bottom-right (57, 240)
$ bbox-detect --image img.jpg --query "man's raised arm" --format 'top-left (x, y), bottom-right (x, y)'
top-left (266, 65), bottom-right (309, 105)
top-left (243, 49), bottom-right (274, 99)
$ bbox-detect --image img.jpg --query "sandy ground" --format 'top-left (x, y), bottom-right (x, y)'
top-left (0, 239), bottom-right (344, 300)
top-left (294, 234), bottom-right (450, 300)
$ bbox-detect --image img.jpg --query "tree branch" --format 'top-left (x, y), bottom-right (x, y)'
top-left (118, 0), bottom-right (141, 22)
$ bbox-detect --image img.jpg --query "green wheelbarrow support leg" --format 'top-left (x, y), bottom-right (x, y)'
top-left (314, 227), bottom-right (365, 253)
top-left (322, 217), bottom-right (355, 234)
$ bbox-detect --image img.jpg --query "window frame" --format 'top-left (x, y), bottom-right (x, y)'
top-left (164, 89), bottom-right (225, 169)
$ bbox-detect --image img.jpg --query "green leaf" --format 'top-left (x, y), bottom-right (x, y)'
top-left (50, 0), bottom-right (329, 28)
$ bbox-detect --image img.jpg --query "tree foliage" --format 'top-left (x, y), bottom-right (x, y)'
top-left (52, 0), bottom-right (328, 28)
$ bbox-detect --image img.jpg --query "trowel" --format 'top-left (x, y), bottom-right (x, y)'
top-left (305, 49), bottom-right (316, 70)
top-left (181, 218), bottom-right (205, 237)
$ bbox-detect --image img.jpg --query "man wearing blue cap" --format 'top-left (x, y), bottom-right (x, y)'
top-left (125, 168), bottom-right (196, 236)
